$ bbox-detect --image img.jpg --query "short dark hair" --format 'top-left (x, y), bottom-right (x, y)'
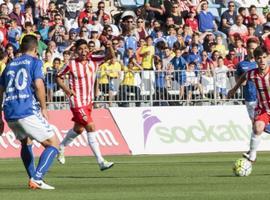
top-left (145, 35), bottom-right (153, 41)
top-left (63, 50), bottom-right (71, 55)
top-left (75, 39), bottom-right (88, 49)
top-left (53, 57), bottom-right (61, 63)
top-left (0, 49), bottom-right (7, 60)
top-left (24, 21), bottom-right (32, 27)
top-left (247, 38), bottom-right (258, 46)
top-left (254, 46), bottom-right (268, 58)
top-left (249, 5), bottom-right (256, 11)
top-left (20, 35), bottom-right (38, 53)
top-left (238, 7), bottom-right (246, 13)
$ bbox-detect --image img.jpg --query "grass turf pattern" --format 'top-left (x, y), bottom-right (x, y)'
top-left (1, 153), bottom-right (270, 200)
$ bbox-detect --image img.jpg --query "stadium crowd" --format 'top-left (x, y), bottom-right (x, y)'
top-left (0, 0), bottom-right (269, 107)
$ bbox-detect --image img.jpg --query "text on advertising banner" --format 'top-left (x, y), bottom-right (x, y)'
top-left (0, 109), bottom-right (130, 158)
top-left (109, 106), bottom-right (270, 155)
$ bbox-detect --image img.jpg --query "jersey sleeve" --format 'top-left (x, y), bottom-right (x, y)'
top-left (32, 59), bottom-right (44, 81)
top-left (246, 70), bottom-right (251, 80)
top-left (57, 64), bottom-right (70, 78)
top-left (235, 64), bottom-right (241, 76)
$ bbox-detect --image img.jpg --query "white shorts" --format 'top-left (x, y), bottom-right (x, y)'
top-left (245, 101), bottom-right (257, 120)
top-left (7, 113), bottom-right (54, 142)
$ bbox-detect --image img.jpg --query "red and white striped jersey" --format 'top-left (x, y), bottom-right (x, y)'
top-left (235, 47), bottom-right (247, 62)
top-left (247, 68), bottom-right (270, 113)
top-left (57, 59), bottom-right (97, 108)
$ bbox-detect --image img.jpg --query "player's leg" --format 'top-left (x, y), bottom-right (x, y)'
top-left (17, 114), bottom-right (59, 189)
top-left (29, 134), bottom-right (59, 190)
top-left (244, 120), bottom-right (265, 162)
top-left (57, 107), bottom-right (87, 164)
top-left (245, 101), bottom-right (256, 122)
top-left (58, 125), bottom-right (83, 164)
top-left (85, 122), bottom-right (114, 171)
top-left (243, 110), bottom-right (267, 162)
top-left (20, 137), bottom-right (35, 178)
top-left (8, 121), bottom-right (36, 179)
top-left (32, 135), bottom-right (58, 177)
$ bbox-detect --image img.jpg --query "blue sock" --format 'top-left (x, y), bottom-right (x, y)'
top-left (33, 146), bottom-right (59, 180)
top-left (265, 124), bottom-right (270, 134)
top-left (20, 144), bottom-right (35, 178)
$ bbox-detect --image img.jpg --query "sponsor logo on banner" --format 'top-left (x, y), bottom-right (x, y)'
top-left (142, 109), bottom-right (161, 147)
top-left (110, 106), bottom-right (270, 155)
top-left (0, 109), bottom-right (130, 158)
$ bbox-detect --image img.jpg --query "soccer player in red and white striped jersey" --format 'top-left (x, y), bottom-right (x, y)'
top-left (228, 46), bottom-right (270, 162)
top-left (56, 39), bottom-right (114, 170)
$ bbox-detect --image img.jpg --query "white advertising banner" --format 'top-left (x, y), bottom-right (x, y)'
top-left (110, 106), bottom-right (270, 155)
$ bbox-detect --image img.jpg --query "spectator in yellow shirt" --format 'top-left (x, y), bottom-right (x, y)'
top-left (43, 50), bottom-right (53, 75)
top-left (0, 49), bottom-right (8, 75)
top-left (213, 35), bottom-right (227, 58)
top-left (140, 36), bottom-right (155, 70)
top-left (118, 58), bottom-right (143, 107)
top-left (97, 58), bottom-right (123, 106)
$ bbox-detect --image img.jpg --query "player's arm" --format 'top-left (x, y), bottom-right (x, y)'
top-left (56, 76), bottom-right (75, 97)
top-left (34, 78), bottom-right (48, 120)
top-left (235, 64), bottom-right (247, 86)
top-left (227, 73), bottom-right (247, 99)
top-left (56, 65), bottom-right (75, 97)
top-left (235, 73), bottom-right (247, 86)
top-left (0, 85), bottom-right (4, 135)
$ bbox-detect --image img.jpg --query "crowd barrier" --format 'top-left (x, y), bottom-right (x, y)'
top-left (45, 69), bottom-right (244, 109)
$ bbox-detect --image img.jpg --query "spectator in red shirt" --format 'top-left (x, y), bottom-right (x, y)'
top-left (224, 50), bottom-right (238, 70)
top-left (185, 7), bottom-right (198, 32)
top-left (78, 2), bottom-right (95, 27)
top-left (0, 18), bottom-right (8, 47)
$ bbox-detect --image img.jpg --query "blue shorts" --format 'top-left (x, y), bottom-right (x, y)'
top-left (216, 87), bottom-right (227, 95)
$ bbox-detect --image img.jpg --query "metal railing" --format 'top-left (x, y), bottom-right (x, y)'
top-left (45, 69), bottom-right (244, 109)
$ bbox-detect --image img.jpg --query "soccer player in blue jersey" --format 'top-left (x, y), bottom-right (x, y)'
top-left (235, 39), bottom-right (258, 121)
top-left (235, 38), bottom-right (270, 133)
top-left (0, 35), bottom-right (59, 190)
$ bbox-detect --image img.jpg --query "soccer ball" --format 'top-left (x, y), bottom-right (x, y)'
top-left (233, 158), bottom-right (252, 177)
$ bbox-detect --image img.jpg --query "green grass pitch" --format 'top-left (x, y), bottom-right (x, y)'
top-left (1, 153), bottom-right (270, 200)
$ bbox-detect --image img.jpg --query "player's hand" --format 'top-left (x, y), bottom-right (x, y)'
top-left (66, 89), bottom-right (76, 98)
top-left (0, 119), bottom-right (4, 135)
top-left (227, 89), bottom-right (235, 99)
top-left (41, 109), bottom-right (49, 120)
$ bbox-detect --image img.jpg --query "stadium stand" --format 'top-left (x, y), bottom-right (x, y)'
top-left (0, 0), bottom-right (269, 109)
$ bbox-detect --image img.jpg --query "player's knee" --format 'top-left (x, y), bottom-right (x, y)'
top-left (73, 127), bottom-right (84, 134)
top-left (20, 137), bottom-right (33, 145)
top-left (41, 135), bottom-right (59, 149)
top-left (253, 122), bottom-right (265, 135)
top-left (85, 123), bottom-right (95, 132)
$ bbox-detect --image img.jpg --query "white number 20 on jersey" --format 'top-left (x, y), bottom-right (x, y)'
top-left (6, 68), bottom-right (28, 93)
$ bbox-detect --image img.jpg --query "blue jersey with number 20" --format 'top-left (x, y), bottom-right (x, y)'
top-left (0, 54), bottom-right (44, 121)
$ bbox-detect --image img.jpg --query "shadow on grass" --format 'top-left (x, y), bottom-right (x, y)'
top-left (210, 173), bottom-right (270, 177)
top-left (55, 174), bottom-right (178, 179)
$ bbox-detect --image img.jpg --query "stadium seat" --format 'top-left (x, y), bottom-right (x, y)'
top-left (208, 7), bottom-right (221, 22)
top-left (116, 0), bottom-right (144, 9)
top-left (233, 0), bottom-right (269, 8)
top-left (208, 1), bottom-right (221, 8)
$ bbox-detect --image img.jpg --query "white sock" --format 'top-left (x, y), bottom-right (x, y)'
top-left (249, 133), bottom-right (262, 158)
top-left (87, 132), bottom-right (104, 164)
top-left (60, 129), bottom-right (78, 150)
